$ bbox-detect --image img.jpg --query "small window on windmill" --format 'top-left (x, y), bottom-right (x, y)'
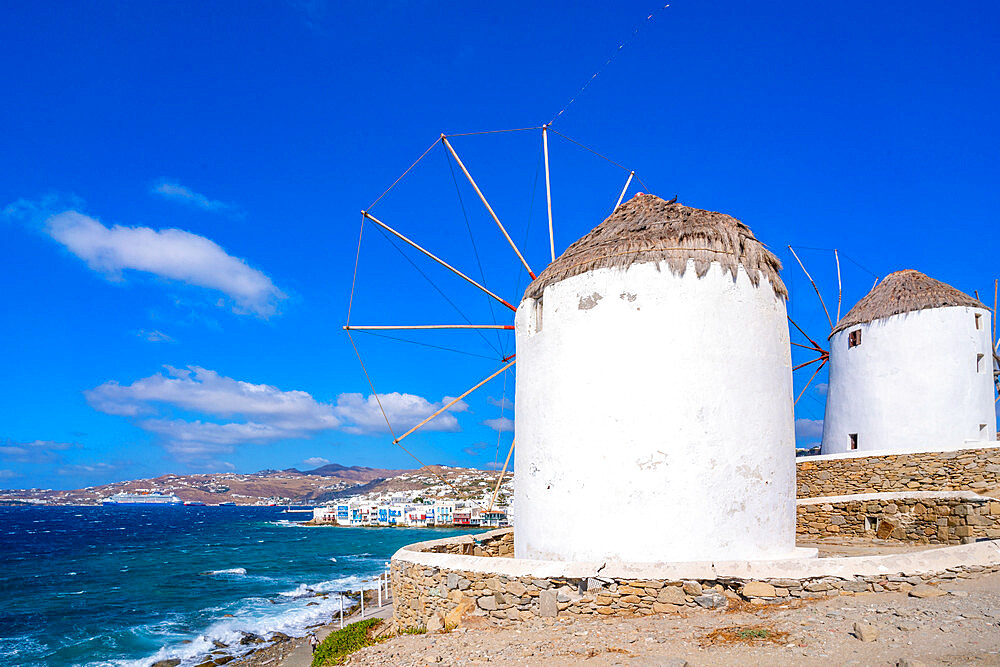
top-left (980, 423), bottom-right (988, 438)
top-left (848, 329), bottom-right (862, 348)
top-left (977, 353), bottom-right (985, 373)
top-left (975, 313), bottom-right (982, 329)
top-left (534, 298), bottom-right (543, 334)
top-left (864, 516), bottom-right (878, 531)
top-left (849, 433), bottom-right (858, 450)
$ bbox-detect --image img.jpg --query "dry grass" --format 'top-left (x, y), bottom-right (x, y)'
top-left (523, 193), bottom-right (786, 300)
top-left (833, 269), bottom-right (984, 334)
top-left (700, 624), bottom-right (790, 647)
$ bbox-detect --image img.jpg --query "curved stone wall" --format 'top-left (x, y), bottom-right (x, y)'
top-left (390, 528), bottom-right (1000, 631)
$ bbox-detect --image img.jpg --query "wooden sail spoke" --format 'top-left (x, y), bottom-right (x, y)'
top-left (361, 210), bottom-right (517, 312)
top-left (393, 358), bottom-right (517, 445)
top-left (441, 135), bottom-right (536, 279)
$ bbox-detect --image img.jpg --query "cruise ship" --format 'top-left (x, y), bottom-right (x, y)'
top-left (102, 491), bottom-right (183, 506)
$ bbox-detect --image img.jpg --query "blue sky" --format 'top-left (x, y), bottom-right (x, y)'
top-left (2, 1), bottom-right (998, 489)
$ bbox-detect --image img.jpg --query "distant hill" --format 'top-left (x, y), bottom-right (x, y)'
top-left (0, 463), bottom-right (507, 506)
top-left (298, 463), bottom-right (398, 482)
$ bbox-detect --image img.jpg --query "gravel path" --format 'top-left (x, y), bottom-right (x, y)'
top-left (344, 572), bottom-right (1000, 666)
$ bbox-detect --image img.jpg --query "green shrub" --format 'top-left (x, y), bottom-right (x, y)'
top-left (311, 619), bottom-right (383, 666)
top-left (736, 628), bottom-right (770, 639)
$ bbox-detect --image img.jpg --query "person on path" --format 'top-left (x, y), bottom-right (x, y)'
top-left (309, 633), bottom-right (319, 654)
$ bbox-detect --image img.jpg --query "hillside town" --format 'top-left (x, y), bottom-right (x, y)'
top-left (311, 497), bottom-right (510, 528)
top-left (309, 470), bottom-right (514, 528)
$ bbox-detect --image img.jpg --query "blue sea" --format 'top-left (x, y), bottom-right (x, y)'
top-left (0, 505), bottom-right (478, 666)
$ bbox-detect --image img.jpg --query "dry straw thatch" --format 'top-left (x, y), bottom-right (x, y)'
top-left (831, 269), bottom-right (985, 335)
top-left (523, 193), bottom-right (786, 300)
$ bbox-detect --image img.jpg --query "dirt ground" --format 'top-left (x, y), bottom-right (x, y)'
top-left (343, 572), bottom-right (1000, 666)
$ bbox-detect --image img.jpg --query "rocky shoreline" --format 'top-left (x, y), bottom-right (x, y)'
top-left (149, 589), bottom-right (386, 667)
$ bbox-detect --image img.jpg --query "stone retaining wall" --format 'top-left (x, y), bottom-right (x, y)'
top-left (796, 445), bottom-right (1000, 498)
top-left (796, 492), bottom-right (1000, 544)
top-left (422, 531), bottom-right (513, 557)
top-left (390, 529), bottom-right (1000, 631)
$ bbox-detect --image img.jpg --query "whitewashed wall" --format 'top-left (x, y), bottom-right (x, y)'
top-left (822, 306), bottom-right (997, 455)
top-left (513, 260), bottom-right (797, 564)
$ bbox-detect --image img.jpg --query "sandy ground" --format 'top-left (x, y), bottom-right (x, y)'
top-left (341, 572), bottom-right (1000, 666)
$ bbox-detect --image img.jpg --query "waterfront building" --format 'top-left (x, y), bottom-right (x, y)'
top-left (514, 194), bottom-right (797, 563)
top-left (823, 269), bottom-right (997, 455)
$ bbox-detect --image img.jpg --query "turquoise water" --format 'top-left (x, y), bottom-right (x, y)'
top-left (0, 505), bottom-right (479, 666)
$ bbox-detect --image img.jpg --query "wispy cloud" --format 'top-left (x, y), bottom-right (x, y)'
top-left (44, 210), bottom-right (286, 317)
top-left (482, 416), bottom-right (514, 433)
top-left (152, 181), bottom-right (240, 216)
top-left (303, 456), bottom-right (329, 467)
top-left (0, 440), bottom-right (76, 464)
top-left (333, 393), bottom-right (468, 435)
top-left (794, 418), bottom-right (824, 440)
top-left (57, 462), bottom-right (119, 476)
top-left (814, 383), bottom-right (829, 397)
top-left (137, 329), bottom-right (176, 343)
top-left (85, 366), bottom-right (466, 459)
top-left (486, 396), bottom-right (513, 411)
top-left (0, 469), bottom-right (21, 480)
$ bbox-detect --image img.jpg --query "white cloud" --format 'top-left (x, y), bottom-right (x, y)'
top-left (0, 469), bottom-right (21, 480)
top-left (487, 396), bottom-right (513, 411)
top-left (138, 329), bottom-right (176, 343)
top-left (333, 393), bottom-right (467, 435)
top-left (795, 418), bottom-right (824, 440)
top-left (85, 366), bottom-right (465, 458)
top-left (0, 440), bottom-right (75, 464)
top-left (152, 181), bottom-right (239, 215)
top-left (482, 416), bottom-right (514, 433)
top-left (303, 456), bottom-right (330, 467)
top-left (57, 462), bottom-right (118, 476)
top-left (814, 383), bottom-right (829, 396)
top-left (44, 210), bottom-right (285, 317)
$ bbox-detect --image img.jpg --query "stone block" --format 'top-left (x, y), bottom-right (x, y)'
top-left (652, 602), bottom-right (681, 613)
top-left (507, 581), bottom-right (526, 597)
top-left (741, 581), bottom-right (775, 598)
top-left (657, 587), bottom-right (686, 605)
top-left (446, 573), bottom-right (459, 590)
top-left (539, 589), bottom-right (558, 617)
top-left (852, 621), bottom-right (878, 642)
top-left (476, 595), bottom-right (497, 611)
top-left (682, 581), bottom-right (703, 596)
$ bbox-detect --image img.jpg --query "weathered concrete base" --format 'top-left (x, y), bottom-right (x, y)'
top-left (390, 528), bottom-right (1000, 630)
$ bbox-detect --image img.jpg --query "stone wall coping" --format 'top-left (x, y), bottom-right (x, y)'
top-left (393, 530), bottom-right (1000, 580)
top-left (799, 442), bottom-right (1000, 463)
top-left (798, 491), bottom-right (992, 505)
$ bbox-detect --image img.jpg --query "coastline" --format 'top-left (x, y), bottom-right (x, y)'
top-left (237, 594), bottom-right (393, 667)
top-left (162, 588), bottom-right (392, 667)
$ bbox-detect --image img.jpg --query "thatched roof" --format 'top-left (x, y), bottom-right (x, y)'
top-left (522, 193), bottom-right (786, 300)
top-left (831, 269), bottom-right (985, 335)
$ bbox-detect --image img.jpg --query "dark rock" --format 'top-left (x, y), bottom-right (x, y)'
top-left (270, 631), bottom-right (291, 642)
top-left (151, 660), bottom-right (181, 667)
top-left (212, 640), bottom-right (227, 649)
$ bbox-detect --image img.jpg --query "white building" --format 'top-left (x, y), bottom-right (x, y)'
top-left (514, 194), bottom-right (797, 564)
top-left (822, 269), bottom-right (997, 455)
top-left (431, 501), bottom-right (454, 526)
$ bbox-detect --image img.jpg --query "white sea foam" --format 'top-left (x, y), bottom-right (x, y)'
top-left (277, 574), bottom-right (368, 598)
top-left (118, 584), bottom-right (358, 667)
top-left (202, 568), bottom-right (247, 576)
